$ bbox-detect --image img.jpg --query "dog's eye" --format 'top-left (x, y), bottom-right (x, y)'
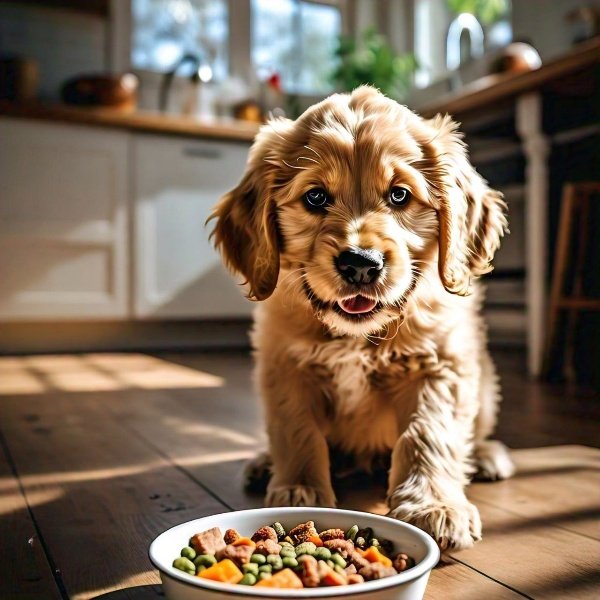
top-left (389, 187), bottom-right (411, 207)
top-left (304, 188), bottom-right (331, 210)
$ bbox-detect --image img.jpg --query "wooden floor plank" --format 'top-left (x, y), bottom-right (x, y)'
top-left (469, 445), bottom-right (600, 541)
top-left (453, 487), bottom-right (600, 599)
top-left (0, 432), bottom-right (63, 600)
top-left (1, 391), bottom-right (228, 600)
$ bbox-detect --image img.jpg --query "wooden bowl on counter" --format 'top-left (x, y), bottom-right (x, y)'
top-left (60, 73), bottom-right (139, 110)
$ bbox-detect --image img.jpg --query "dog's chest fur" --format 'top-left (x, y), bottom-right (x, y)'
top-left (293, 335), bottom-right (434, 459)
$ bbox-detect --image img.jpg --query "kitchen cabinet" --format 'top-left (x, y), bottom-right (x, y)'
top-left (133, 133), bottom-right (252, 319)
top-left (0, 118), bottom-right (128, 319)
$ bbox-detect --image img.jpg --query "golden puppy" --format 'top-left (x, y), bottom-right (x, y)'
top-left (210, 86), bottom-right (514, 550)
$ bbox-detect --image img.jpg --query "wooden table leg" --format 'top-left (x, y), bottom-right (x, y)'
top-left (516, 93), bottom-right (550, 377)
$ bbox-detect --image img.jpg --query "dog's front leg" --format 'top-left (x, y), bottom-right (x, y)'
top-left (260, 360), bottom-right (336, 508)
top-left (387, 365), bottom-right (481, 551)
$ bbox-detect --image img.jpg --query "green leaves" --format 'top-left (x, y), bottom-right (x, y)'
top-left (447, 0), bottom-right (509, 25)
top-left (330, 28), bottom-right (417, 101)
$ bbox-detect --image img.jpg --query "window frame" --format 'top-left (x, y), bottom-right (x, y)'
top-left (109, 0), bottom-right (349, 102)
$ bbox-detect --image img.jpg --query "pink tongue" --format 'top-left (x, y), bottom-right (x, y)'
top-left (339, 295), bottom-right (377, 314)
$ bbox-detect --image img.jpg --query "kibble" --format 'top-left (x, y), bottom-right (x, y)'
top-left (172, 520), bottom-right (416, 587)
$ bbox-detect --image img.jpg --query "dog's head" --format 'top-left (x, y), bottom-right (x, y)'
top-left (210, 86), bottom-right (506, 337)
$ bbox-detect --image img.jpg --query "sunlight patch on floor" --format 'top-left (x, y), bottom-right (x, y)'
top-left (0, 485), bottom-right (64, 517)
top-left (0, 353), bottom-right (224, 394)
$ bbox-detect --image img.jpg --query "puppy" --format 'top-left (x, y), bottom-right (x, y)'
top-left (210, 86), bottom-right (515, 551)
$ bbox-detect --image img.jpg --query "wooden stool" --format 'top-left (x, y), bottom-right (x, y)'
top-left (543, 182), bottom-right (600, 380)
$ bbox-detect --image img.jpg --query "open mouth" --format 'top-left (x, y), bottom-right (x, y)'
top-left (337, 295), bottom-right (378, 315)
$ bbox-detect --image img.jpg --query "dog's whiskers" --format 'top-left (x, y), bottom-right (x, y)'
top-left (304, 144), bottom-right (322, 160)
top-left (297, 156), bottom-right (319, 165)
top-left (282, 160), bottom-right (308, 171)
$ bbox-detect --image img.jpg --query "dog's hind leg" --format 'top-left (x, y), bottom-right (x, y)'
top-left (244, 451), bottom-right (273, 493)
top-left (473, 350), bottom-right (515, 481)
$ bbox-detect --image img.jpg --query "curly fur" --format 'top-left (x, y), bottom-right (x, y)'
top-left (210, 86), bottom-right (514, 551)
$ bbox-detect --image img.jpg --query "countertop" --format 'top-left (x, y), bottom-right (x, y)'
top-left (0, 101), bottom-right (260, 142)
top-left (417, 37), bottom-right (600, 118)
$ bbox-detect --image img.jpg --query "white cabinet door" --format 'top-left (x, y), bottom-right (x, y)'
top-left (133, 134), bottom-right (252, 318)
top-left (0, 118), bottom-right (129, 320)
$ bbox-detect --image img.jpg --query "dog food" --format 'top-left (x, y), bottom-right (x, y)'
top-left (172, 520), bottom-right (416, 588)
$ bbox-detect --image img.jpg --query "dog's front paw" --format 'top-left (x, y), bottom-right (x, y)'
top-left (266, 484), bottom-right (336, 508)
top-left (474, 440), bottom-right (515, 481)
top-left (388, 491), bottom-right (481, 551)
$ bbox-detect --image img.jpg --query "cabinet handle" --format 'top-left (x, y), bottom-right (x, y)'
top-left (183, 146), bottom-right (222, 159)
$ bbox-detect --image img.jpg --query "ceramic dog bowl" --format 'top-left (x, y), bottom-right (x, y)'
top-left (149, 507), bottom-right (439, 600)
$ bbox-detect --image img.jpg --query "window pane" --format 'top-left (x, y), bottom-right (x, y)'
top-left (251, 0), bottom-right (341, 95)
top-left (131, 0), bottom-right (228, 78)
top-left (298, 2), bottom-right (341, 94)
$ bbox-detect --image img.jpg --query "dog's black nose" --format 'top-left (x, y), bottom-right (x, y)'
top-left (336, 248), bottom-right (384, 284)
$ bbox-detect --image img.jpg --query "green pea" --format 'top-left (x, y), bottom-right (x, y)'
top-left (345, 525), bottom-right (359, 541)
top-left (282, 556), bottom-right (298, 568)
top-left (314, 547), bottom-right (332, 561)
top-left (242, 562), bottom-right (259, 575)
top-left (250, 553), bottom-right (267, 565)
top-left (279, 541), bottom-right (294, 548)
top-left (326, 559), bottom-right (334, 568)
top-left (258, 571), bottom-right (272, 581)
top-left (280, 547), bottom-right (296, 558)
top-left (240, 573), bottom-right (257, 585)
top-left (330, 553), bottom-right (346, 568)
top-left (258, 564), bottom-right (272, 573)
top-left (180, 546), bottom-right (196, 560)
top-left (295, 542), bottom-right (316, 556)
top-left (195, 565), bottom-right (206, 574)
top-left (334, 564), bottom-right (346, 576)
top-left (173, 557), bottom-right (195, 575)
top-left (271, 522), bottom-right (286, 539)
top-left (267, 554), bottom-right (283, 570)
top-left (194, 554), bottom-right (217, 568)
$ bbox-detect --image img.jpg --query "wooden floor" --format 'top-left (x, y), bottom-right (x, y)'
top-left (1, 349), bottom-right (599, 600)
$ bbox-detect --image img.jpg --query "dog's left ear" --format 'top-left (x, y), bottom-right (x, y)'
top-left (209, 121), bottom-right (292, 301)
top-left (428, 115), bottom-right (508, 295)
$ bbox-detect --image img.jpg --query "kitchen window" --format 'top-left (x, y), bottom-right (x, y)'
top-left (251, 0), bottom-right (342, 94)
top-left (131, 0), bottom-right (229, 79)
top-left (128, 0), bottom-right (345, 95)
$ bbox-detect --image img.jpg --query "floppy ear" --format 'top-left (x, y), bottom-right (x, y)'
top-left (429, 115), bottom-right (508, 295)
top-left (209, 122), bottom-right (290, 301)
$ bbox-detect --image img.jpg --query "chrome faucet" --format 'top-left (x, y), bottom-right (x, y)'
top-left (158, 52), bottom-right (213, 114)
top-left (446, 12), bottom-right (485, 71)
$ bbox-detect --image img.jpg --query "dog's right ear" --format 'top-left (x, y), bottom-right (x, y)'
top-left (209, 121), bottom-right (292, 301)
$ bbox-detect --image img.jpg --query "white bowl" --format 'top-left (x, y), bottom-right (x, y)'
top-left (149, 507), bottom-right (439, 600)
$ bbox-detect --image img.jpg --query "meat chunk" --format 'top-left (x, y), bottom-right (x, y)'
top-left (393, 552), bottom-right (416, 572)
top-left (323, 538), bottom-right (354, 558)
top-left (319, 528), bottom-right (345, 542)
top-left (254, 539), bottom-right (282, 556)
top-left (289, 520), bottom-right (318, 543)
top-left (348, 550), bottom-right (369, 570)
top-left (359, 562), bottom-right (397, 580)
top-left (216, 542), bottom-right (255, 566)
top-left (223, 528), bottom-right (240, 544)
top-left (297, 554), bottom-right (320, 588)
top-left (251, 526), bottom-right (278, 543)
top-left (189, 527), bottom-right (226, 556)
